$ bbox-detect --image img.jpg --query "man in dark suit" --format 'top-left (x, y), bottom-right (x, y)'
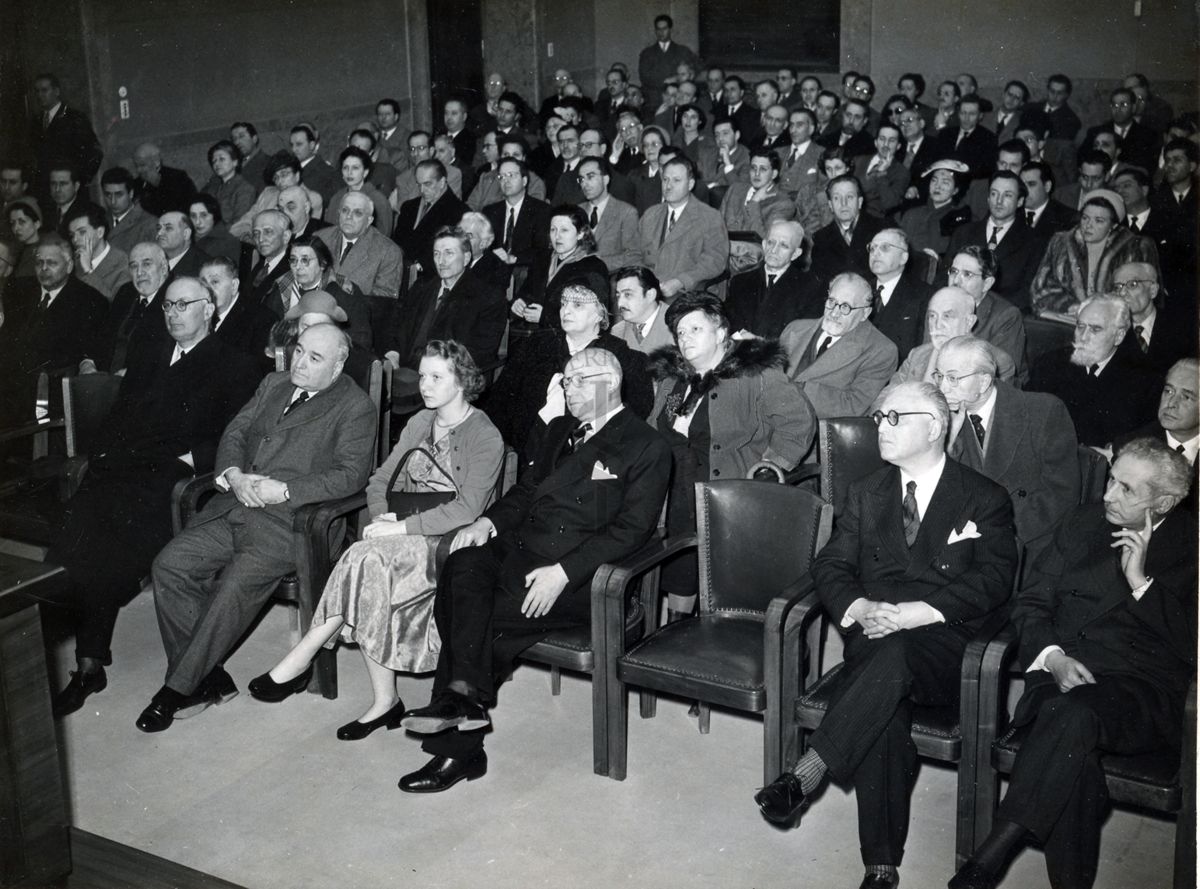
top-left (935, 335), bottom-right (1079, 561)
top-left (483, 158), bottom-right (550, 294)
top-left (945, 245), bottom-right (1028, 384)
top-left (1082, 88), bottom-right (1161, 178)
top-left (934, 95), bottom-right (998, 180)
top-left (950, 438), bottom-right (1195, 889)
top-left (49, 278), bottom-right (259, 716)
top-left (721, 76), bottom-right (763, 145)
top-left (156, 211), bottom-right (210, 281)
top-left (1019, 162), bottom-right (1076, 241)
top-left (238, 209), bottom-right (292, 306)
top-left (388, 227), bottom-right (507, 371)
top-left (545, 124), bottom-right (584, 203)
top-left (276, 185), bottom-right (330, 242)
top-left (1028, 295), bottom-right (1159, 447)
top-left (1147, 139), bottom-right (1198, 320)
top-left (132, 143), bottom-right (197, 217)
top-left (135, 323), bottom-right (377, 732)
top-left (28, 74), bottom-right (103, 190)
top-left (810, 174), bottom-right (886, 284)
top-left (394, 160), bottom-right (467, 289)
top-left (103, 242), bottom-right (171, 374)
top-left (868, 228), bottom-right (931, 361)
top-left (398, 347), bottom-right (671, 790)
top-left (1111, 261), bottom-right (1195, 373)
top-left (442, 99), bottom-right (478, 175)
top-left (756, 380), bottom-right (1017, 889)
top-left (828, 99), bottom-right (874, 159)
top-left (726, 219), bottom-right (823, 338)
top-left (0, 235), bottom-right (108, 425)
top-left (199, 255), bottom-right (275, 368)
top-left (945, 172), bottom-right (1042, 312)
top-left (749, 104), bottom-right (790, 155)
top-left (44, 163), bottom-right (104, 235)
top-left (289, 124), bottom-right (339, 209)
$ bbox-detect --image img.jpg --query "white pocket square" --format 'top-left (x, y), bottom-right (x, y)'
top-left (591, 461), bottom-right (618, 481)
top-left (947, 520), bottom-right (981, 544)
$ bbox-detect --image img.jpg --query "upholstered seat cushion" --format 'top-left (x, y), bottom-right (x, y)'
top-left (617, 613), bottom-right (766, 711)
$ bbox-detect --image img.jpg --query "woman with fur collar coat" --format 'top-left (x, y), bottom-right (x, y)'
top-left (648, 291), bottom-right (817, 618)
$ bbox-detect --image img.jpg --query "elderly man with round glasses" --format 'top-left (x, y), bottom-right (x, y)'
top-left (781, 271), bottom-right (898, 417)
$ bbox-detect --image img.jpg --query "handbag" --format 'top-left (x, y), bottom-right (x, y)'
top-left (385, 445), bottom-right (458, 518)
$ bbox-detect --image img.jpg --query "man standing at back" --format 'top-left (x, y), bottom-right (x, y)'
top-left (28, 73), bottom-right (103, 192)
top-left (756, 381), bottom-right (1017, 889)
top-left (136, 323), bottom-right (377, 732)
top-left (638, 14), bottom-right (698, 109)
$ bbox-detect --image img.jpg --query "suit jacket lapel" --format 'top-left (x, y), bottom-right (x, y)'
top-left (534, 410), bottom-right (629, 499)
top-left (982, 384), bottom-right (1021, 479)
top-left (869, 468), bottom-right (913, 567)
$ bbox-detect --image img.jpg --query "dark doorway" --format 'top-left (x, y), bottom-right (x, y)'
top-left (426, 0), bottom-right (484, 122)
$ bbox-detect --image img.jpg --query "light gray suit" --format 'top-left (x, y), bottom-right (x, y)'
top-left (775, 141), bottom-right (824, 198)
top-left (584, 196), bottom-right (641, 271)
top-left (316, 225), bottom-right (403, 299)
top-left (638, 197), bottom-right (729, 291)
top-left (151, 371), bottom-right (377, 694)
top-left (780, 317), bottom-right (898, 417)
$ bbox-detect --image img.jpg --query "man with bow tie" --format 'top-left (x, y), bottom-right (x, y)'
top-left (756, 380), bottom-right (1017, 889)
top-left (398, 347), bottom-right (670, 792)
top-left (135, 322), bottom-right (376, 732)
top-left (951, 437), bottom-right (1195, 889)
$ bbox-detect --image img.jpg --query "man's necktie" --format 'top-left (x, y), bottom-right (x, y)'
top-left (1025, 210), bottom-right (1035, 227)
top-left (252, 261), bottom-right (268, 288)
top-left (633, 324), bottom-right (645, 343)
top-left (339, 240), bottom-right (353, 264)
top-left (37, 291), bottom-right (52, 312)
top-left (1134, 325), bottom-right (1148, 353)
top-left (504, 207), bottom-right (515, 250)
top-left (815, 334), bottom-right (832, 359)
top-left (788, 147), bottom-right (799, 168)
top-left (283, 390), bottom-right (310, 417)
top-left (874, 283), bottom-right (885, 311)
top-left (968, 413), bottom-right (986, 448)
top-left (567, 422), bottom-right (592, 452)
top-left (902, 480), bottom-right (920, 546)
top-left (415, 201), bottom-right (430, 226)
top-left (1089, 364), bottom-right (1100, 377)
top-left (766, 273), bottom-right (777, 289)
top-left (1175, 443), bottom-right (1186, 455)
top-left (955, 129), bottom-right (966, 148)
top-left (841, 225), bottom-right (853, 246)
top-left (589, 205), bottom-right (599, 229)
top-left (661, 209), bottom-right (676, 247)
top-left (435, 284), bottom-right (449, 309)
top-left (987, 226), bottom-right (999, 249)
top-left (1128, 216), bottom-right (1141, 233)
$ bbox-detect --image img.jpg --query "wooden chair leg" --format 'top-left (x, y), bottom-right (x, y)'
top-left (697, 703), bottom-right (710, 734)
top-left (638, 690), bottom-right (656, 718)
top-left (550, 666), bottom-right (561, 695)
top-left (605, 677), bottom-right (628, 781)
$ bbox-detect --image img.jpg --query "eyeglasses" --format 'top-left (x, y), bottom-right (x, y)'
top-left (162, 297), bottom-right (209, 315)
top-left (824, 297), bottom-right (871, 316)
top-left (1111, 279), bottom-right (1152, 292)
top-left (871, 409), bottom-right (935, 427)
top-left (930, 370), bottom-right (981, 386)
top-left (561, 372), bottom-right (613, 390)
top-left (288, 255), bottom-right (318, 266)
top-left (868, 241), bottom-right (904, 254)
top-left (948, 266), bottom-right (982, 281)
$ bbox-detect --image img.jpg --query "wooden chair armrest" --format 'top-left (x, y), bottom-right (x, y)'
top-left (782, 463), bottom-right (821, 487)
top-left (171, 472), bottom-right (217, 535)
top-left (291, 491), bottom-right (369, 535)
top-left (600, 534), bottom-right (698, 602)
top-left (0, 417), bottom-right (65, 444)
top-left (59, 456), bottom-right (89, 501)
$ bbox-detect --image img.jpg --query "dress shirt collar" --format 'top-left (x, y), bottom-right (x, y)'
top-left (1166, 431), bottom-right (1199, 466)
top-left (965, 385), bottom-right (998, 434)
top-left (899, 453), bottom-right (947, 520)
top-left (90, 243), bottom-right (110, 269)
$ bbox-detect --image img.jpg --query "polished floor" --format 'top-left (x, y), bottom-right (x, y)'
top-left (52, 588), bottom-right (1178, 889)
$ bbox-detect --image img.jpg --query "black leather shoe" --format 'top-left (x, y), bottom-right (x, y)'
top-left (337, 699), bottom-right (406, 741)
top-left (859, 873), bottom-right (899, 889)
top-left (400, 692), bottom-right (490, 734)
top-left (177, 667), bottom-right (238, 719)
top-left (947, 861), bottom-right (998, 889)
top-left (249, 666), bottom-right (313, 703)
top-left (53, 667), bottom-right (107, 717)
top-left (754, 771), bottom-right (810, 825)
top-left (135, 688), bottom-right (192, 733)
top-left (398, 752), bottom-right (487, 793)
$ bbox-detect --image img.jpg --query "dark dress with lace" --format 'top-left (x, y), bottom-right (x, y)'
top-left (310, 432), bottom-right (456, 672)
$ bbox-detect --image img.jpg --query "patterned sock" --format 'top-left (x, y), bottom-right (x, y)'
top-left (790, 748), bottom-right (827, 794)
top-left (866, 864), bottom-right (897, 883)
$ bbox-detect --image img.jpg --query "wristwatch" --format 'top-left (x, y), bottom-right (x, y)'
top-left (283, 484), bottom-right (291, 501)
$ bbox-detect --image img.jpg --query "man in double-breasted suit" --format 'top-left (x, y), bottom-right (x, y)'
top-left (935, 336), bottom-right (1079, 562)
top-left (398, 348), bottom-right (671, 791)
top-left (756, 381), bottom-right (1017, 889)
top-left (637, 155), bottom-right (729, 298)
top-left (49, 278), bottom-right (260, 716)
top-left (780, 273), bottom-right (899, 417)
top-left (951, 439), bottom-right (1195, 889)
top-left (135, 324), bottom-right (377, 732)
